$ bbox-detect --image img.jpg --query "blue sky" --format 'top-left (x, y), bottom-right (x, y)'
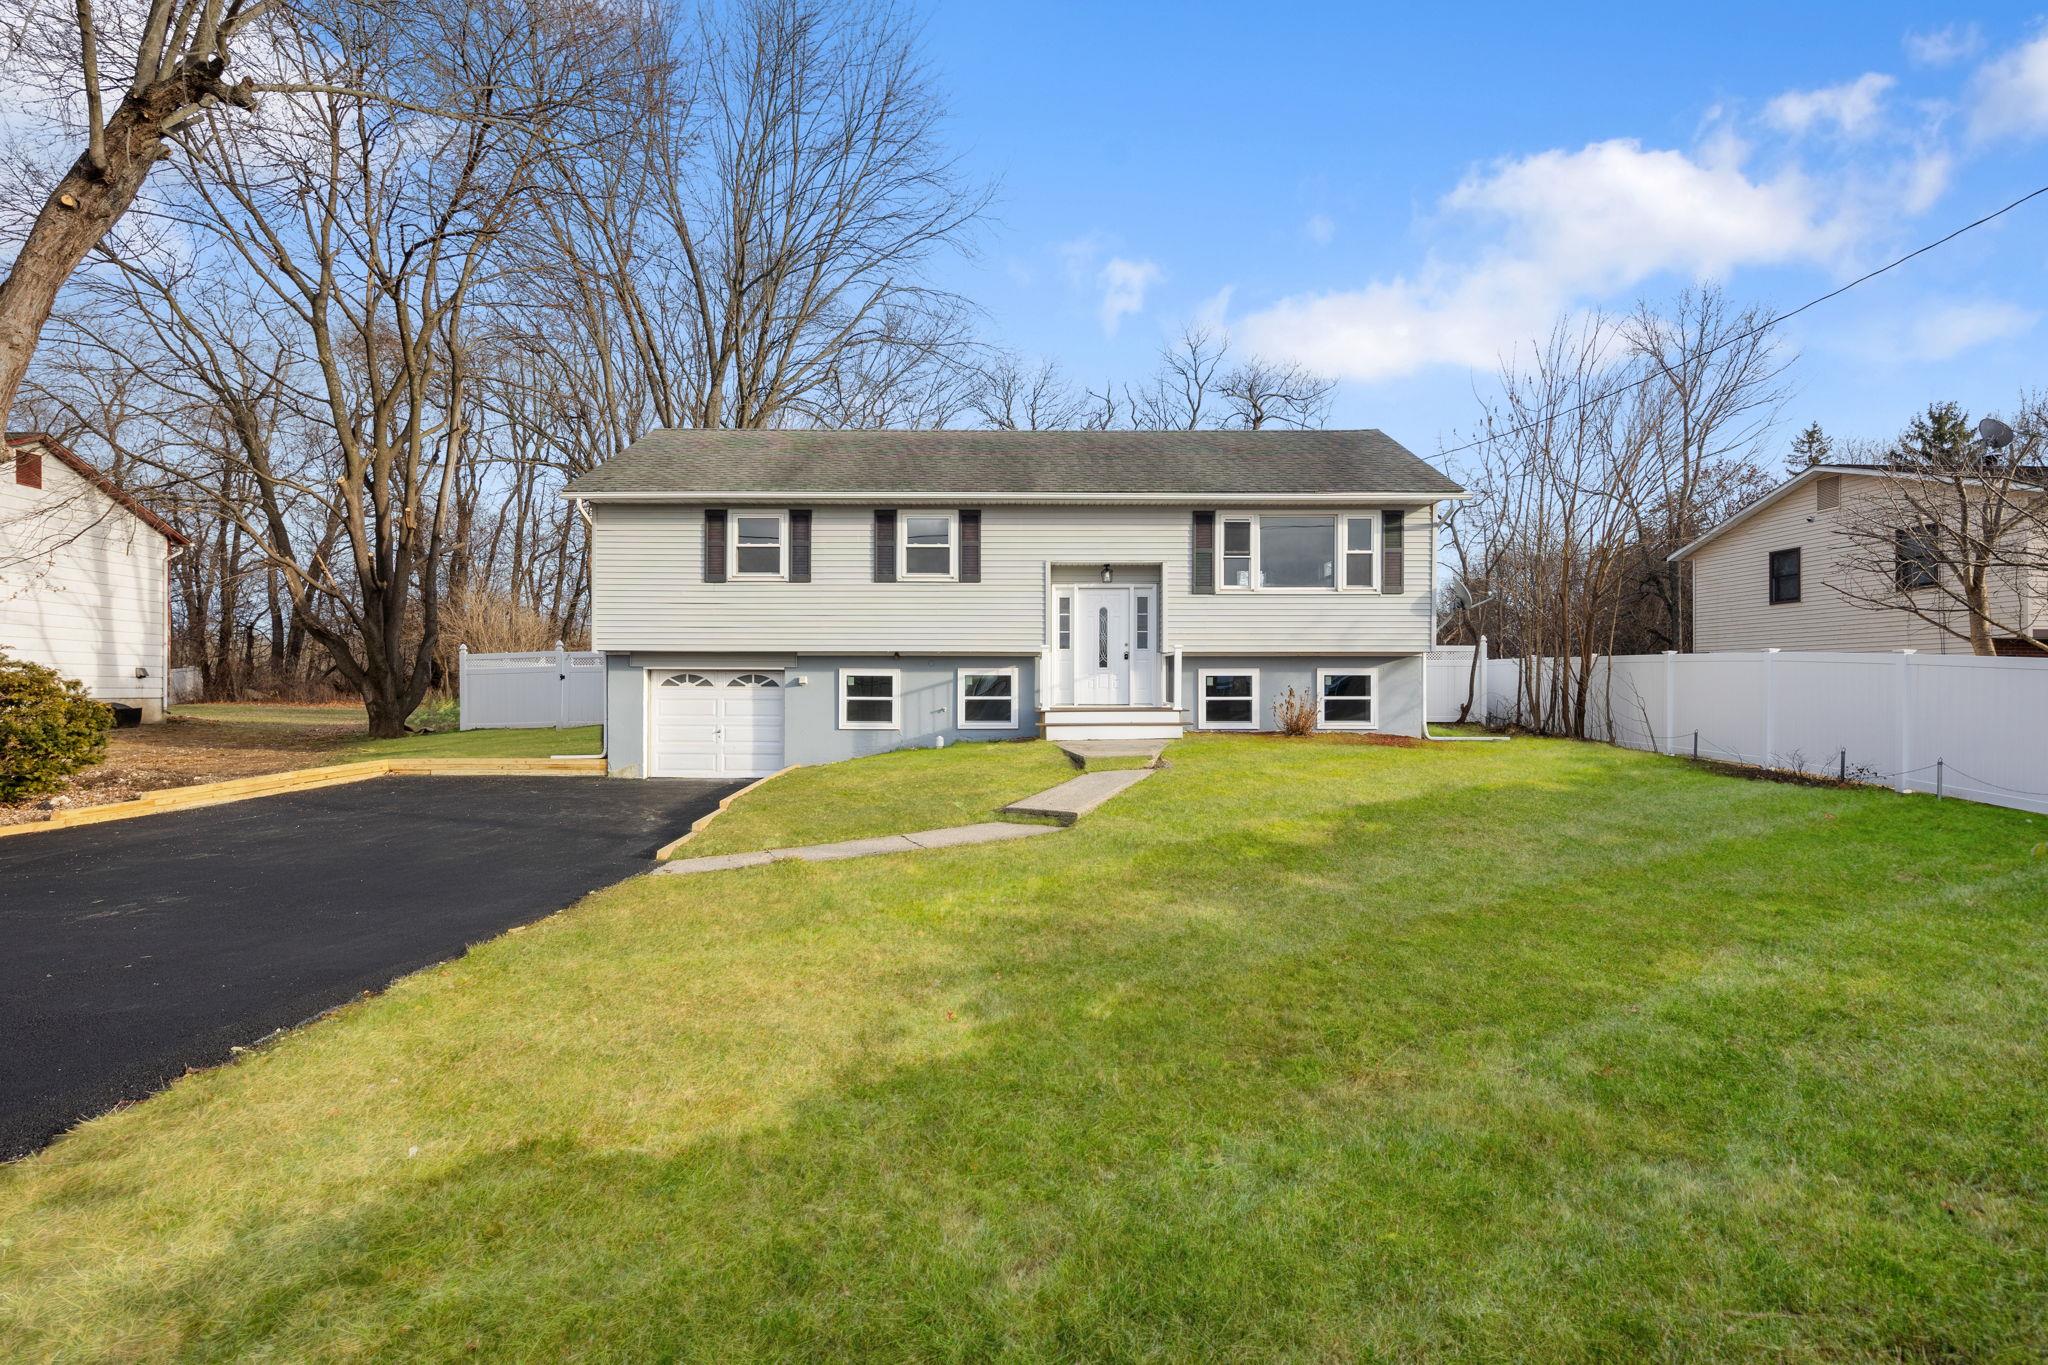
top-left (920, 3), bottom-right (2048, 470)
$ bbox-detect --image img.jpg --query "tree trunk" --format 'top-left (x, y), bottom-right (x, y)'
top-left (0, 61), bottom-right (253, 424)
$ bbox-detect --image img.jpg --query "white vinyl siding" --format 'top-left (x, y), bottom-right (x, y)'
top-left (1689, 475), bottom-right (2041, 653)
top-left (0, 450), bottom-right (171, 711)
top-left (590, 503), bottom-right (1436, 654)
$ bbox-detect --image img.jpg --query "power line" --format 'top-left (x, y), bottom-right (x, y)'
top-left (1435, 181), bottom-right (2048, 464)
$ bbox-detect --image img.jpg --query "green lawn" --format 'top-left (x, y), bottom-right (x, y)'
top-left (4, 736), bottom-right (2046, 1359)
top-left (339, 725), bottom-right (602, 763)
top-left (677, 739), bottom-right (1076, 856)
top-left (168, 701), bottom-right (601, 762)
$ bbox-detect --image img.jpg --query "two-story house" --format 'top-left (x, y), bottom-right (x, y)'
top-left (1670, 464), bottom-right (2048, 655)
top-left (566, 429), bottom-right (1465, 778)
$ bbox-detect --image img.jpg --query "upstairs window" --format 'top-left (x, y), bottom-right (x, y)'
top-left (1221, 517), bottom-right (1253, 588)
top-left (1895, 525), bottom-right (1939, 591)
top-left (1342, 516), bottom-right (1377, 589)
top-left (1258, 515), bottom-right (1335, 589)
top-left (731, 512), bottom-right (786, 578)
top-left (900, 512), bottom-right (956, 578)
top-left (1768, 548), bottom-right (1801, 604)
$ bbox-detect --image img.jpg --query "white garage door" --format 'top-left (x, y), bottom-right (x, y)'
top-left (648, 671), bottom-right (785, 778)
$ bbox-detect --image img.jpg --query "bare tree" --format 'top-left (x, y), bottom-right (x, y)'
top-left (1445, 314), bottom-right (1657, 735)
top-left (1127, 324), bottom-right (1227, 430)
top-left (116, 0), bottom-right (630, 734)
top-left (967, 353), bottom-right (1088, 430)
top-left (1217, 355), bottom-right (1334, 430)
top-left (1830, 398), bottom-right (2048, 655)
top-left (1620, 286), bottom-right (1788, 651)
top-left (0, 0), bottom-right (286, 424)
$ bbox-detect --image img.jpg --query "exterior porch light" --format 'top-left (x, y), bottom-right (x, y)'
top-left (1100, 564), bottom-right (1112, 582)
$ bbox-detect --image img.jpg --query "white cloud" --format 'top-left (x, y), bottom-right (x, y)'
top-left (1096, 257), bottom-right (1162, 335)
top-left (1193, 284), bottom-right (1235, 333)
top-left (1906, 300), bottom-right (2040, 360)
top-left (1764, 73), bottom-right (1896, 137)
top-left (1905, 23), bottom-right (1984, 67)
top-left (1304, 212), bottom-right (1337, 246)
top-left (1970, 33), bottom-right (2048, 140)
top-left (1236, 138), bottom-right (1848, 383)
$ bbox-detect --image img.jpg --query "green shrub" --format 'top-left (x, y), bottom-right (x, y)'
top-left (0, 651), bottom-right (112, 801)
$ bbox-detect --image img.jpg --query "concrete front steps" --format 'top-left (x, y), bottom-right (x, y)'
top-left (1039, 705), bottom-right (1184, 743)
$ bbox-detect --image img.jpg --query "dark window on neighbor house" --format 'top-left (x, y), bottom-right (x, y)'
top-left (1768, 548), bottom-right (1801, 604)
top-left (1895, 525), bottom-right (1939, 591)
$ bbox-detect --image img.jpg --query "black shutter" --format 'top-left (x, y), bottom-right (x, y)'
top-left (1381, 510), bottom-right (1405, 594)
top-left (873, 509), bottom-right (897, 582)
top-left (959, 509), bottom-right (981, 583)
top-left (704, 509), bottom-right (727, 583)
top-left (1191, 511), bottom-right (1215, 595)
top-left (789, 509), bottom-right (812, 582)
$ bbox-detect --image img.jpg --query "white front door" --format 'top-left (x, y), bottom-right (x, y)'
top-left (1072, 588), bottom-right (1131, 705)
top-left (648, 670), bottom-right (785, 777)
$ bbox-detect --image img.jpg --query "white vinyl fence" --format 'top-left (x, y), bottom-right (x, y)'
top-left (1487, 648), bottom-right (2048, 816)
top-left (458, 643), bottom-right (605, 730)
top-left (1426, 640), bottom-right (1492, 723)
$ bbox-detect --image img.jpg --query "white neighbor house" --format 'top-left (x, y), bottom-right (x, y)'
top-left (1, 434), bottom-right (185, 720)
top-left (566, 429), bottom-right (1466, 778)
top-left (1669, 463), bottom-right (2048, 655)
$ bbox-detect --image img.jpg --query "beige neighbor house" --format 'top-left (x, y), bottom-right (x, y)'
top-left (0, 434), bottom-right (186, 720)
top-left (1669, 463), bottom-right (2048, 655)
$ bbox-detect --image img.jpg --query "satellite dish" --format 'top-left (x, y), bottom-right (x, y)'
top-left (1979, 417), bottom-right (2016, 450)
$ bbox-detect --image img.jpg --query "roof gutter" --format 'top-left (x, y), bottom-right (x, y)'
top-left (560, 489), bottom-right (1470, 506)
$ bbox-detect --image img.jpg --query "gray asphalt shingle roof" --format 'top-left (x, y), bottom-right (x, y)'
top-left (564, 429), bottom-right (1463, 499)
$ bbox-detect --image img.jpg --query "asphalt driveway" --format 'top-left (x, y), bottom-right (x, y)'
top-left (0, 775), bottom-right (737, 1159)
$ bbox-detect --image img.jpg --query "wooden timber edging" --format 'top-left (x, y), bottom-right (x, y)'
top-left (654, 766), bottom-right (799, 860)
top-left (0, 756), bottom-right (607, 839)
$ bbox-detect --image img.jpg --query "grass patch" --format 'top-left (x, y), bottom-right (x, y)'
top-left (338, 725), bottom-right (602, 763)
top-left (3, 735), bottom-right (2046, 1359)
top-left (678, 739), bottom-right (1077, 856)
top-left (171, 702), bottom-right (370, 728)
top-left (172, 702), bottom-right (598, 761)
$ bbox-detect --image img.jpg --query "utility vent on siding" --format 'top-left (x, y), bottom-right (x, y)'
top-left (1815, 474), bottom-right (1840, 511)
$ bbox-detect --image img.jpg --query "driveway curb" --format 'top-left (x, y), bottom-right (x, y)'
top-left (0, 757), bottom-right (606, 839)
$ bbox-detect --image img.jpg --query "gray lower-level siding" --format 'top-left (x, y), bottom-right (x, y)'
top-left (604, 652), bottom-right (1038, 775)
top-left (1176, 654), bottom-right (1424, 738)
top-left (604, 649), bottom-right (1425, 776)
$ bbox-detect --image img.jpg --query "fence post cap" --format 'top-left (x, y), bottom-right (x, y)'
top-left (1896, 648), bottom-right (1918, 655)
top-left (1764, 647), bottom-right (1781, 654)
top-left (459, 644), bottom-right (468, 655)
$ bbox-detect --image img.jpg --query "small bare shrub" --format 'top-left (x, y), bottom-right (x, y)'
top-left (1273, 687), bottom-right (1317, 736)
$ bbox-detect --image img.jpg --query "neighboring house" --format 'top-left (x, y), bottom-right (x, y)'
top-left (566, 430), bottom-right (1465, 777)
top-left (1669, 464), bottom-right (2047, 654)
top-left (0, 434), bottom-right (185, 720)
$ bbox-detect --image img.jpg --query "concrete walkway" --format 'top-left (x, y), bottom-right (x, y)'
top-left (1001, 768), bottom-right (1154, 825)
top-left (657, 764), bottom-right (1159, 876)
top-left (1055, 740), bottom-right (1167, 767)
top-left (656, 820), bottom-right (1061, 876)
